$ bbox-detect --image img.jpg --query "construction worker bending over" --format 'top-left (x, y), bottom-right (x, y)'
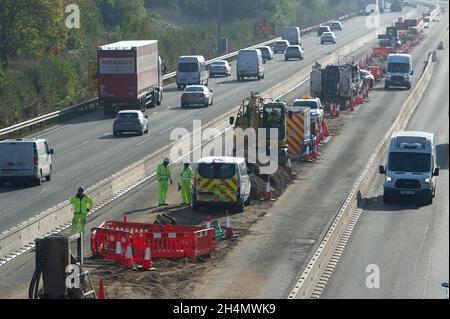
top-left (70, 186), bottom-right (93, 234)
top-left (157, 157), bottom-right (173, 206)
top-left (180, 159), bottom-right (193, 206)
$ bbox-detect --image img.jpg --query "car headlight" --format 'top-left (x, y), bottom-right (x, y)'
top-left (404, 74), bottom-right (409, 79)
top-left (386, 74), bottom-right (392, 78)
top-left (424, 178), bottom-right (431, 184)
top-left (385, 176), bottom-right (393, 183)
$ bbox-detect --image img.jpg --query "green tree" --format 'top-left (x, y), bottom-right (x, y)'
top-left (0, 0), bottom-right (67, 67)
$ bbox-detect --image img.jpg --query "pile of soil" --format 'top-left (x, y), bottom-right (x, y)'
top-left (250, 165), bottom-right (294, 200)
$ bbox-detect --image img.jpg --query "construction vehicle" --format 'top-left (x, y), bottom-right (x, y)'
top-left (229, 92), bottom-right (289, 166)
top-left (310, 61), bottom-right (364, 110)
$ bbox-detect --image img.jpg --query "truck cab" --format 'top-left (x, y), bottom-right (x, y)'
top-left (379, 131), bottom-right (439, 205)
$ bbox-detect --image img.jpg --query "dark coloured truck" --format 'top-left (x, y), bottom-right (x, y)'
top-left (97, 41), bottom-right (164, 115)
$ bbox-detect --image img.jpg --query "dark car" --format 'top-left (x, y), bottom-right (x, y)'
top-left (317, 25), bottom-right (331, 36)
top-left (181, 85), bottom-right (213, 108)
top-left (113, 110), bottom-right (149, 136)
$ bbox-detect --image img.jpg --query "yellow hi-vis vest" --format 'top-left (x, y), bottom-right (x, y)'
top-left (157, 164), bottom-right (171, 181)
top-left (181, 166), bottom-right (193, 182)
top-left (70, 195), bottom-right (93, 215)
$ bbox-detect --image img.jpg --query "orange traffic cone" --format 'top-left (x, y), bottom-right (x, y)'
top-left (329, 102), bottom-right (335, 117)
top-left (114, 235), bottom-right (123, 265)
top-left (206, 215), bottom-right (212, 229)
top-left (124, 238), bottom-right (136, 269)
top-left (322, 119), bottom-right (331, 137)
top-left (225, 211), bottom-right (236, 238)
top-left (98, 278), bottom-right (106, 299)
top-left (141, 242), bottom-right (154, 271)
top-left (264, 176), bottom-right (272, 201)
top-left (312, 137), bottom-right (319, 160)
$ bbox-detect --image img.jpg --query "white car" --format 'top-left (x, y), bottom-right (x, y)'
top-left (181, 85), bottom-right (213, 108)
top-left (330, 21), bottom-right (343, 31)
top-left (209, 60), bottom-right (231, 77)
top-left (321, 31), bottom-right (336, 44)
top-left (257, 46), bottom-right (274, 61)
top-left (293, 97), bottom-right (324, 124)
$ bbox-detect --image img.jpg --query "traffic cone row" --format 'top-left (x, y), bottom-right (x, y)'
top-left (98, 278), bottom-right (106, 299)
top-left (264, 176), bottom-right (272, 201)
top-left (225, 211), bottom-right (237, 238)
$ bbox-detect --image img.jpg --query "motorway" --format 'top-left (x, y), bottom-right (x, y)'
top-left (0, 8), bottom-right (422, 233)
top-left (321, 41), bottom-right (449, 299)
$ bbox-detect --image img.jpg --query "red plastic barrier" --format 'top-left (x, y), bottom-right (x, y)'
top-left (372, 47), bottom-right (396, 57)
top-left (91, 221), bottom-right (216, 261)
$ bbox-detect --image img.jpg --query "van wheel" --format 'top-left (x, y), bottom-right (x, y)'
top-left (45, 168), bottom-right (52, 182)
top-left (244, 195), bottom-right (251, 207)
top-left (257, 76), bottom-right (261, 80)
top-left (235, 199), bottom-right (245, 213)
top-left (35, 177), bottom-right (42, 186)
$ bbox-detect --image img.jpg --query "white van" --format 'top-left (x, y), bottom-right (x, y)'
top-left (385, 54), bottom-right (413, 89)
top-left (282, 27), bottom-right (302, 46)
top-left (237, 49), bottom-right (264, 81)
top-left (193, 156), bottom-right (252, 213)
top-left (0, 139), bottom-right (54, 186)
top-left (379, 131), bottom-right (439, 205)
top-left (176, 55), bottom-right (209, 90)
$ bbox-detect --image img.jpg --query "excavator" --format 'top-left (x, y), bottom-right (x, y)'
top-left (229, 92), bottom-right (289, 166)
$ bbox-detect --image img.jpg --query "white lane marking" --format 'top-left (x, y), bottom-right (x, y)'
top-left (54, 140), bottom-right (91, 158)
top-left (135, 136), bottom-right (153, 147)
top-left (276, 76), bottom-right (310, 100)
top-left (180, 116), bottom-right (194, 124)
top-left (159, 126), bottom-right (174, 135)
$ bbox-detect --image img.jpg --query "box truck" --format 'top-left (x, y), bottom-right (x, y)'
top-left (97, 40), bottom-right (164, 114)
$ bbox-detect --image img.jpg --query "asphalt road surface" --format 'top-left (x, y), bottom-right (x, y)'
top-left (321, 38), bottom-right (449, 299)
top-left (0, 8), bottom-right (423, 233)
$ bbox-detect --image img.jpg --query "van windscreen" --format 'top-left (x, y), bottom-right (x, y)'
top-left (178, 62), bottom-right (199, 72)
top-left (198, 163), bottom-right (236, 179)
top-left (387, 63), bottom-right (410, 73)
top-left (388, 152), bottom-right (430, 173)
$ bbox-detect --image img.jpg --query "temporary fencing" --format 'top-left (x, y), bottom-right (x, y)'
top-left (91, 221), bottom-right (216, 263)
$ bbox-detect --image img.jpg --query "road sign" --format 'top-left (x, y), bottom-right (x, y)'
top-left (255, 20), bottom-right (275, 36)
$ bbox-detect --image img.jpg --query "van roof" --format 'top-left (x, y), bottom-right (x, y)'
top-left (389, 131), bottom-right (433, 153)
top-left (98, 40), bottom-right (157, 50)
top-left (178, 55), bottom-right (205, 61)
top-left (0, 138), bottom-right (46, 144)
top-left (197, 156), bottom-right (246, 164)
top-left (388, 53), bottom-right (412, 59)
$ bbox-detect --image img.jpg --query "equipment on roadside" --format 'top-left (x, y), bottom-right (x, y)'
top-left (29, 234), bottom-right (96, 299)
top-left (154, 213), bottom-right (177, 225)
top-left (230, 92), bottom-right (289, 166)
top-left (286, 106), bottom-right (311, 161)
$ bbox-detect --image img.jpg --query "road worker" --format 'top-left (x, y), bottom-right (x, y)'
top-left (180, 159), bottom-right (193, 206)
top-left (157, 157), bottom-right (172, 206)
top-left (70, 186), bottom-right (93, 234)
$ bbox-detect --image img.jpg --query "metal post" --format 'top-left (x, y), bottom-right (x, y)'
top-left (218, 0), bottom-right (222, 55)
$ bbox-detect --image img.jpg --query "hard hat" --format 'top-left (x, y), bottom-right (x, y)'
top-left (163, 156), bottom-right (170, 163)
top-left (77, 186), bottom-right (85, 193)
top-left (183, 159), bottom-right (191, 165)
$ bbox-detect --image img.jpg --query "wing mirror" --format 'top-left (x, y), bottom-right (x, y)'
top-left (433, 167), bottom-right (440, 176)
top-left (145, 115), bottom-right (148, 118)
top-left (49, 149), bottom-right (54, 155)
top-left (379, 165), bottom-right (386, 175)
top-left (229, 116), bottom-right (235, 125)
top-left (410, 70), bottom-right (414, 75)
top-left (442, 282), bottom-right (449, 288)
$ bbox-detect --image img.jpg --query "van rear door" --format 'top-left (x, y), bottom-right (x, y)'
top-left (0, 142), bottom-right (35, 177)
top-left (196, 162), bottom-right (239, 203)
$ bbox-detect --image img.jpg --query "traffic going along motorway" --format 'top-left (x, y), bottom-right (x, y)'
top-left (0, 5), bottom-right (447, 299)
top-left (0, 9), bottom-right (419, 234)
top-left (321, 36), bottom-right (449, 299)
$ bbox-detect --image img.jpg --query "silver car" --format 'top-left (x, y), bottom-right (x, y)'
top-left (113, 110), bottom-right (149, 137)
top-left (273, 40), bottom-right (290, 54)
top-left (321, 32), bottom-right (336, 44)
top-left (330, 21), bottom-right (343, 31)
top-left (209, 60), bottom-right (231, 77)
top-left (257, 46), bottom-right (274, 61)
top-left (181, 85), bottom-right (213, 108)
top-left (284, 45), bottom-right (304, 61)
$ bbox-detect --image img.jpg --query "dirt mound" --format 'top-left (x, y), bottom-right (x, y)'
top-left (250, 165), bottom-right (294, 200)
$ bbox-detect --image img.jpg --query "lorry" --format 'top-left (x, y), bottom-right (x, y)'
top-left (97, 40), bottom-right (164, 115)
top-left (282, 27), bottom-right (302, 46)
top-left (362, 0), bottom-right (387, 15)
